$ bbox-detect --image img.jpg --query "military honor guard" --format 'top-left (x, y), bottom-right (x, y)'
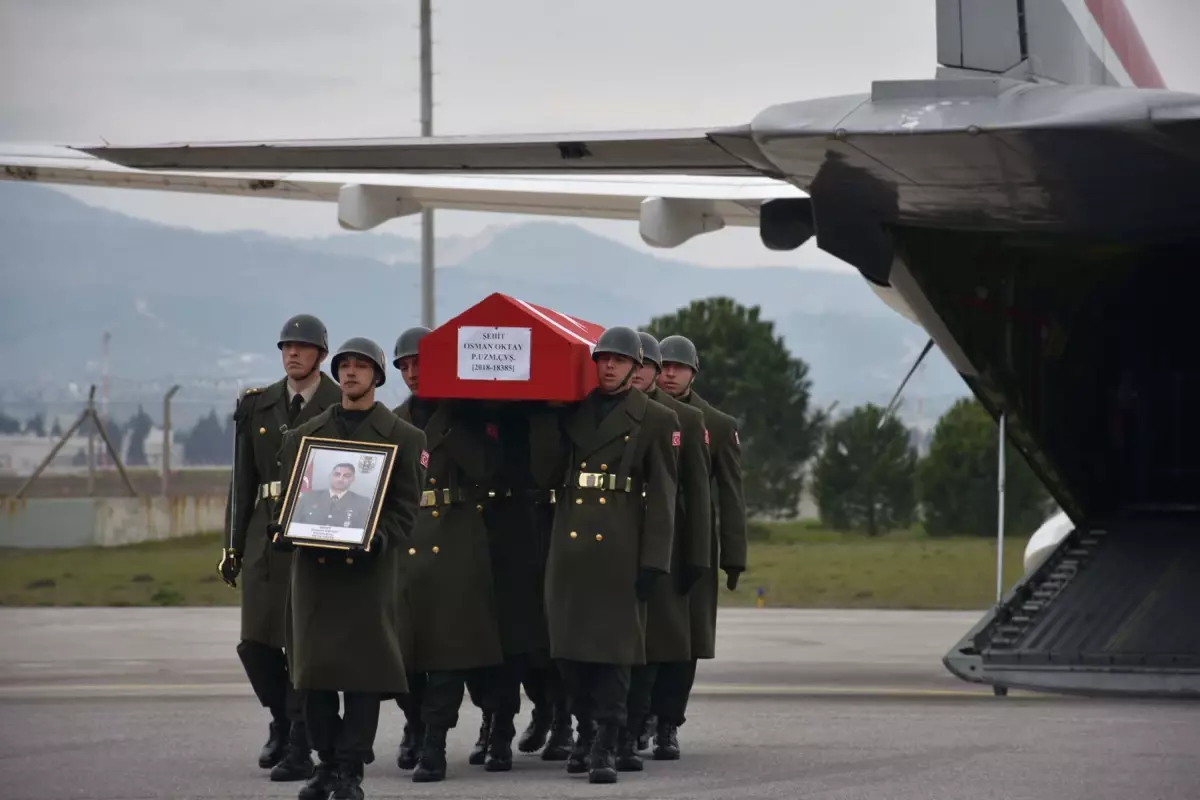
top-left (623, 331), bottom-right (713, 769)
top-left (271, 337), bottom-right (427, 800)
top-left (221, 313), bottom-right (341, 781)
top-left (654, 334), bottom-right (748, 758)
top-left (545, 325), bottom-right (681, 784)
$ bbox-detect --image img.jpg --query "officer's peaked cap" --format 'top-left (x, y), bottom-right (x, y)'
top-left (593, 326), bottom-right (643, 365)
top-left (331, 337), bottom-right (387, 387)
top-left (278, 313), bottom-right (329, 352)
top-left (637, 331), bottom-right (662, 369)
top-left (658, 335), bottom-right (699, 372)
top-left (393, 326), bottom-right (431, 366)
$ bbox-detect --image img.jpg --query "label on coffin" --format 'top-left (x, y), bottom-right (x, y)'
top-left (457, 325), bottom-right (532, 381)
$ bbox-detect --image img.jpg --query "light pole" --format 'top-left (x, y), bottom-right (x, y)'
top-left (419, 0), bottom-right (435, 328)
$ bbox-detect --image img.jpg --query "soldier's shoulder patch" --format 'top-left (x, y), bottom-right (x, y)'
top-left (419, 450), bottom-right (430, 468)
top-left (243, 385), bottom-right (267, 396)
top-left (704, 428), bottom-right (710, 445)
top-left (734, 430), bottom-right (740, 445)
top-left (671, 431), bottom-right (681, 447)
top-left (486, 422), bottom-right (499, 440)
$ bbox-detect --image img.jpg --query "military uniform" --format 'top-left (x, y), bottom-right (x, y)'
top-left (546, 326), bottom-right (680, 784)
top-left (274, 337), bottom-right (426, 800)
top-left (653, 335), bottom-right (748, 759)
top-left (621, 332), bottom-right (713, 770)
top-left (292, 486), bottom-right (374, 530)
top-left (222, 313), bottom-right (341, 780)
top-left (393, 397), bottom-right (509, 782)
top-left (510, 402), bottom-right (575, 762)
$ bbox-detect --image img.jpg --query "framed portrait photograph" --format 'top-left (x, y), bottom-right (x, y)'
top-left (276, 436), bottom-right (398, 550)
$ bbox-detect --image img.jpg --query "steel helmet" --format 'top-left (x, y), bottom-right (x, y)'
top-left (393, 326), bottom-right (431, 367)
top-left (277, 314), bottom-right (329, 353)
top-left (658, 334), bottom-right (699, 372)
top-left (637, 331), bottom-right (662, 370)
top-left (331, 337), bottom-right (387, 387)
top-left (592, 326), bottom-right (644, 365)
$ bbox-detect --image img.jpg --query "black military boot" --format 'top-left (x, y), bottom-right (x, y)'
top-left (412, 727), bottom-right (448, 783)
top-left (653, 720), bottom-right (680, 760)
top-left (485, 713), bottom-right (516, 772)
top-left (565, 717), bottom-right (595, 774)
top-left (615, 724), bottom-right (644, 772)
top-left (541, 702), bottom-right (574, 762)
top-left (259, 717), bottom-right (290, 768)
top-left (395, 720), bottom-right (424, 770)
top-left (518, 703), bottom-right (551, 753)
top-left (297, 755), bottom-right (338, 800)
top-left (331, 759), bottom-right (364, 800)
top-left (270, 720), bottom-right (315, 781)
top-left (637, 713), bottom-right (656, 752)
top-left (587, 723), bottom-right (619, 784)
top-left (467, 710), bottom-right (492, 766)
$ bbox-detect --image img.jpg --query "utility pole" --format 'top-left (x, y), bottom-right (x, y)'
top-left (419, 0), bottom-right (435, 328)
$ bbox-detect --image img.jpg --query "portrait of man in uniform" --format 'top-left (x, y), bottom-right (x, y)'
top-left (280, 443), bottom-right (394, 548)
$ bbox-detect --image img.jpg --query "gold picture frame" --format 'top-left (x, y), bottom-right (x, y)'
top-left (276, 435), bottom-right (398, 551)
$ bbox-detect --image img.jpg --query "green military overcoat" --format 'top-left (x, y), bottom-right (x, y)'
top-left (545, 388), bottom-right (680, 665)
top-left (479, 403), bottom-right (557, 660)
top-left (395, 399), bottom-right (506, 672)
top-left (278, 402), bottom-right (426, 694)
top-left (644, 385), bottom-right (713, 663)
top-left (680, 390), bottom-right (747, 660)
top-left (226, 373), bottom-right (342, 648)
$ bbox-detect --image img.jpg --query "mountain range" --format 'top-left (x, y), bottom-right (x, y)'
top-left (0, 182), bottom-right (966, 430)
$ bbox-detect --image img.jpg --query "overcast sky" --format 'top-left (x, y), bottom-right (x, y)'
top-left (2, 0), bottom-right (1197, 270)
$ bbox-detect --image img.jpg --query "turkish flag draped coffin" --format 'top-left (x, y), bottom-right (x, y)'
top-left (418, 292), bottom-right (606, 402)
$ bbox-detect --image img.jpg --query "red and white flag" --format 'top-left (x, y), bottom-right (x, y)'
top-left (671, 431), bottom-right (681, 447)
top-left (299, 458), bottom-right (314, 493)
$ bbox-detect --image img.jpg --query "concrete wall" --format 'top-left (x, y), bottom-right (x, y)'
top-left (0, 496), bottom-right (225, 549)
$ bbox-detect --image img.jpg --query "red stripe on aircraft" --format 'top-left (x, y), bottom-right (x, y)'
top-left (1084, 0), bottom-right (1166, 88)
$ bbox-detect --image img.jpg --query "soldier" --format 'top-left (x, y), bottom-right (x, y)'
top-left (546, 325), bottom-right (680, 784)
top-left (653, 334), bottom-right (747, 759)
top-left (291, 462), bottom-right (374, 529)
top-left (389, 325), bottom-right (431, 773)
top-left (620, 331), bottom-right (712, 771)
top-left (272, 336), bottom-right (426, 800)
top-left (391, 329), bottom-right (509, 783)
top-left (509, 400), bottom-right (575, 763)
top-left (219, 313), bottom-right (342, 781)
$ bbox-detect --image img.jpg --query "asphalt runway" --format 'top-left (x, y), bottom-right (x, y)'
top-left (1, 608), bottom-right (1197, 799)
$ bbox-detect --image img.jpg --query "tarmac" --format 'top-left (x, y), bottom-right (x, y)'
top-left (1, 607), bottom-right (1196, 799)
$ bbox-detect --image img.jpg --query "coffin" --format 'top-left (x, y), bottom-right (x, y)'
top-left (417, 292), bottom-right (606, 402)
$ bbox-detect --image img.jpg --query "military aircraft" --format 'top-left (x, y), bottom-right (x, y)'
top-left (3, 0), bottom-right (1198, 698)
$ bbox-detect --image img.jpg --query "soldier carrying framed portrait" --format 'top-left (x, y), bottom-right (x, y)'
top-left (275, 435), bottom-right (399, 550)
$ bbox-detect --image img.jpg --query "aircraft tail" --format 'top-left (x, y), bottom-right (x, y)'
top-left (936, 0), bottom-right (1165, 89)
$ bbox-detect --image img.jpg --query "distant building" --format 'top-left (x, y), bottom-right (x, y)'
top-left (0, 427), bottom-right (183, 475)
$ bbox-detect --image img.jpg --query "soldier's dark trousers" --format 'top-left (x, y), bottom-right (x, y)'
top-left (523, 662), bottom-right (566, 708)
top-left (650, 659), bottom-right (697, 725)
top-left (237, 639), bottom-right (297, 724)
top-left (557, 660), bottom-right (632, 727)
top-left (305, 690), bottom-right (382, 765)
top-left (396, 671), bottom-right (427, 726)
top-left (626, 664), bottom-right (657, 732)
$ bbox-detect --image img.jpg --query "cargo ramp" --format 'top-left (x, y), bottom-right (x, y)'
top-left (944, 513), bottom-right (1200, 697)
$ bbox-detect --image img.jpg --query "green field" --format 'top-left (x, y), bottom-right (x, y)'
top-left (0, 523), bottom-right (1030, 609)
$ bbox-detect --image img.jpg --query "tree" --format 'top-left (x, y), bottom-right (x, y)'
top-left (918, 397), bottom-right (1052, 537)
top-left (184, 409), bottom-right (234, 465)
top-left (0, 413), bottom-right (18, 434)
top-left (125, 406), bottom-right (155, 466)
top-left (645, 297), bottom-right (826, 517)
top-left (812, 403), bottom-right (917, 536)
top-left (24, 414), bottom-right (46, 437)
top-left (50, 418), bottom-right (63, 438)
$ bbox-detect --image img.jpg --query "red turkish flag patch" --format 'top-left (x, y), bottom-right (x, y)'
top-left (486, 423), bottom-right (499, 440)
top-left (734, 431), bottom-right (740, 445)
top-left (671, 431), bottom-right (681, 447)
top-left (704, 428), bottom-right (710, 445)
top-left (419, 450), bottom-right (430, 468)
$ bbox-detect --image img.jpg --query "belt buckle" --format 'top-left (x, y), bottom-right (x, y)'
top-left (269, 480), bottom-right (281, 498)
top-left (549, 489), bottom-right (556, 504)
top-left (442, 488), bottom-right (452, 505)
top-left (420, 490), bottom-right (436, 507)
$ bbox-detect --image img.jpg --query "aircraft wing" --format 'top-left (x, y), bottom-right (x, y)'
top-left (0, 143), bottom-right (802, 245)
